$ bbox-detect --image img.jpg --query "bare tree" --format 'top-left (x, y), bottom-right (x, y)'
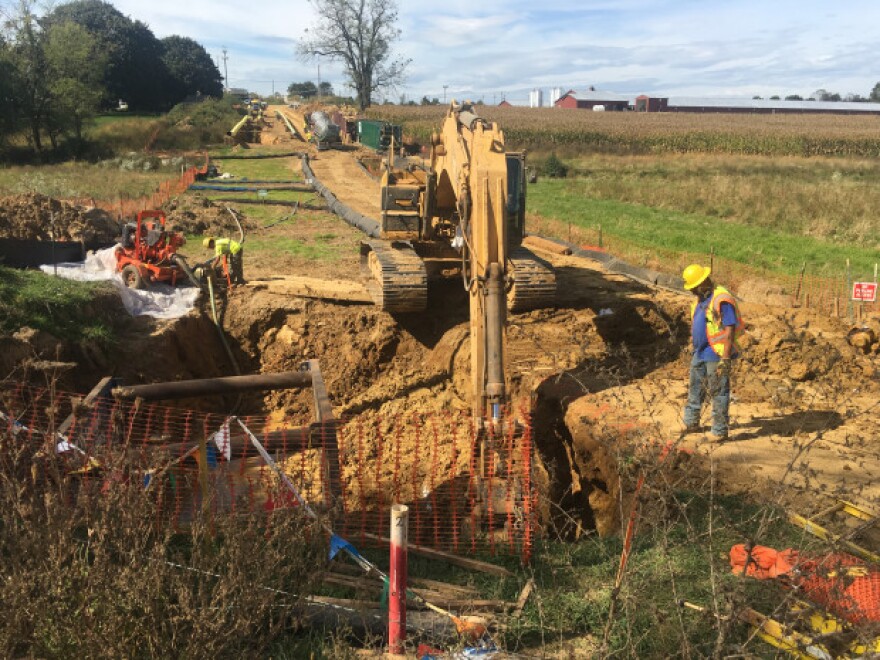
top-left (298, 0), bottom-right (409, 110)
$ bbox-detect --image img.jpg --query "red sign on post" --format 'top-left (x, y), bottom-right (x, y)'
top-left (852, 282), bottom-right (878, 302)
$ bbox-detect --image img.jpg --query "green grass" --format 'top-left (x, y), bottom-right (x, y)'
top-left (244, 235), bottom-right (343, 261)
top-left (92, 113), bottom-right (159, 126)
top-left (0, 162), bottom-right (170, 199)
top-left (0, 266), bottom-right (121, 344)
top-left (200, 189), bottom-right (312, 203)
top-left (528, 179), bottom-right (880, 276)
top-left (211, 156), bottom-right (302, 181)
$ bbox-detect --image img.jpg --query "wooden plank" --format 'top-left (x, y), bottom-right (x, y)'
top-left (246, 276), bottom-right (372, 303)
top-left (327, 562), bottom-right (478, 596)
top-left (359, 532), bottom-right (515, 577)
top-left (512, 578), bottom-right (535, 618)
top-left (307, 359), bottom-right (342, 508)
top-left (58, 376), bottom-right (115, 435)
top-left (523, 234), bottom-right (572, 255)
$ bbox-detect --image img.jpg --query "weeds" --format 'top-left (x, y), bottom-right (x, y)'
top-left (0, 417), bottom-right (325, 658)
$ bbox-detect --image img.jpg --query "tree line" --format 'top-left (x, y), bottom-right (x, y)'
top-left (0, 0), bottom-right (223, 156)
top-left (753, 85), bottom-right (880, 102)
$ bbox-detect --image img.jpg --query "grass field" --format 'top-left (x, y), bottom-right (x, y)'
top-left (527, 178), bottom-right (880, 277)
top-left (0, 162), bottom-right (172, 200)
top-left (370, 104), bottom-right (880, 158)
top-left (369, 104), bottom-right (880, 282)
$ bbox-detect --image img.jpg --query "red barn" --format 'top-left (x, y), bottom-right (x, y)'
top-left (635, 95), bottom-right (668, 112)
top-left (554, 87), bottom-right (630, 111)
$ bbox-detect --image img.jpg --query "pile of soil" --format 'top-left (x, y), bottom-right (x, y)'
top-left (0, 193), bottom-right (119, 245)
top-left (163, 194), bottom-right (258, 236)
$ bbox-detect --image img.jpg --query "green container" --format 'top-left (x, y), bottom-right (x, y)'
top-left (357, 120), bottom-right (402, 151)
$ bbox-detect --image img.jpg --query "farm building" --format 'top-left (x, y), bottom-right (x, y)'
top-left (554, 87), bottom-right (629, 111)
top-left (637, 96), bottom-right (880, 115)
top-left (498, 99), bottom-right (513, 107)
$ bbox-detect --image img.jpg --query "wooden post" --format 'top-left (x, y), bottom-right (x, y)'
top-left (846, 259), bottom-right (853, 324)
top-left (388, 504), bottom-right (409, 655)
top-left (794, 261), bottom-right (806, 303)
top-left (709, 246), bottom-right (715, 272)
top-left (598, 224), bottom-right (603, 249)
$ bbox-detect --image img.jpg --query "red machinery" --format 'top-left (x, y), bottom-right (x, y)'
top-left (115, 210), bottom-right (189, 289)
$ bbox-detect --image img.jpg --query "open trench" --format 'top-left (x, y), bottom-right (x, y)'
top-left (58, 257), bottom-right (686, 544)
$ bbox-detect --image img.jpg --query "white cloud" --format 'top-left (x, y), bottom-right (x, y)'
top-left (43, 0), bottom-right (880, 99)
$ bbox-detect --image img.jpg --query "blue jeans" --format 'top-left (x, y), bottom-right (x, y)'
top-left (683, 353), bottom-right (731, 436)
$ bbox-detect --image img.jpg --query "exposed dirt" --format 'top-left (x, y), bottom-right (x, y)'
top-left (7, 145), bottom-right (880, 546)
top-left (0, 193), bottom-right (119, 244)
top-left (162, 193), bottom-right (259, 236)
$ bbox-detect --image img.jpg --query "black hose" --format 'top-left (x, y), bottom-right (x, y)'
top-left (171, 254), bottom-right (205, 289)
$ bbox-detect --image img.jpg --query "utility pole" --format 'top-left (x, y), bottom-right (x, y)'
top-left (443, 85), bottom-right (448, 103)
top-left (221, 47), bottom-right (229, 91)
top-left (272, 80), bottom-right (275, 96)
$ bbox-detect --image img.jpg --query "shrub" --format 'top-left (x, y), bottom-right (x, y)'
top-left (542, 152), bottom-right (568, 178)
top-left (0, 422), bottom-right (325, 658)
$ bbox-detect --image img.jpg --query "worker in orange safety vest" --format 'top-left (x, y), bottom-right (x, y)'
top-left (681, 263), bottom-right (744, 441)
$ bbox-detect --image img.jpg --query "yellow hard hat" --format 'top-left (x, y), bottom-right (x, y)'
top-left (682, 264), bottom-right (711, 290)
top-left (202, 237), bottom-right (214, 249)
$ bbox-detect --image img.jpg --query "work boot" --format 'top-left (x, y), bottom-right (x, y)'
top-left (708, 432), bottom-right (729, 443)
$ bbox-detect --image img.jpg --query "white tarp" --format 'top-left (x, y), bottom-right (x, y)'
top-left (40, 245), bottom-right (201, 319)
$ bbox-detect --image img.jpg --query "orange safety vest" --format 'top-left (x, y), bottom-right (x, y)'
top-left (689, 285), bottom-right (744, 358)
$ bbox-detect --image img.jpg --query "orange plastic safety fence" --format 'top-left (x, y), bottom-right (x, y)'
top-left (65, 153), bottom-right (209, 222)
top-left (1, 383), bottom-right (536, 561)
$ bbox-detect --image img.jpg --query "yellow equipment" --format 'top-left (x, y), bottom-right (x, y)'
top-left (361, 101), bottom-right (555, 418)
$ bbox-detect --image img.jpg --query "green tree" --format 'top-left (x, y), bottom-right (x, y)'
top-left (43, 21), bottom-right (106, 147)
top-left (0, 36), bottom-right (18, 147)
top-left (287, 81), bottom-right (317, 98)
top-left (870, 82), bottom-right (880, 102)
top-left (298, 0), bottom-right (409, 110)
top-left (44, 0), bottom-right (168, 111)
top-left (5, 0), bottom-right (52, 153)
top-left (786, 94), bottom-right (803, 100)
top-left (318, 81), bottom-right (333, 96)
top-left (160, 35), bottom-right (223, 101)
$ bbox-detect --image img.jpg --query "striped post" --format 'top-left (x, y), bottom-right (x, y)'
top-left (388, 504), bottom-right (408, 654)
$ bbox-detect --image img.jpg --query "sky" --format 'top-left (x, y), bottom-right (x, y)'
top-left (103, 0), bottom-right (880, 104)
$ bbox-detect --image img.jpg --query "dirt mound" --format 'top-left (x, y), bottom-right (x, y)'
top-left (735, 308), bottom-right (877, 404)
top-left (163, 194), bottom-right (258, 236)
top-left (0, 193), bottom-right (119, 245)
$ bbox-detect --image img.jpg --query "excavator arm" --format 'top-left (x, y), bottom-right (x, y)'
top-left (430, 103), bottom-right (510, 420)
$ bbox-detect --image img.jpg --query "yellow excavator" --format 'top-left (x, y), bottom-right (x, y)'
top-left (360, 101), bottom-right (555, 420)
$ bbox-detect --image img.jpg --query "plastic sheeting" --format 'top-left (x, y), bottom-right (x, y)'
top-left (40, 245), bottom-right (201, 319)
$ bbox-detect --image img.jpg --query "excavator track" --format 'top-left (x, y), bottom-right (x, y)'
top-left (507, 246), bottom-right (556, 312)
top-left (360, 240), bottom-right (428, 313)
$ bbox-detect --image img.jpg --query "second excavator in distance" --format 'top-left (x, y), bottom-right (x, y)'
top-left (360, 101), bottom-right (556, 420)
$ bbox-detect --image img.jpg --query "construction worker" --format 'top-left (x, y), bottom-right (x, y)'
top-left (203, 237), bottom-right (245, 286)
top-left (681, 264), bottom-right (744, 441)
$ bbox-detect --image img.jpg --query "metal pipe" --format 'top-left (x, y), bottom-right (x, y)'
top-left (484, 262), bottom-right (506, 419)
top-left (112, 371), bottom-right (312, 401)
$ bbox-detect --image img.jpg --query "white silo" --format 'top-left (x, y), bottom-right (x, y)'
top-left (550, 87), bottom-right (562, 106)
top-left (529, 88), bottom-right (544, 108)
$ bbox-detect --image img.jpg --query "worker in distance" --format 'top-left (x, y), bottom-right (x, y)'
top-left (681, 263), bottom-right (745, 442)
